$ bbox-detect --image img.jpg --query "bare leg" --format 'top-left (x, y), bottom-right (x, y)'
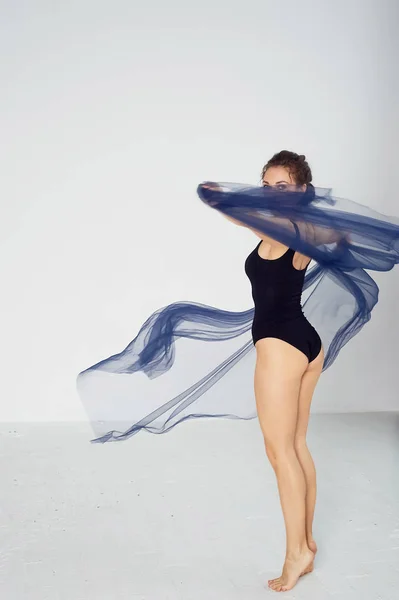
top-left (263, 348), bottom-right (324, 566)
top-left (294, 347), bottom-right (324, 573)
top-left (254, 338), bottom-right (314, 592)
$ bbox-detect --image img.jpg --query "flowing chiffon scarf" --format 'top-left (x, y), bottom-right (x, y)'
top-left (76, 183), bottom-right (399, 442)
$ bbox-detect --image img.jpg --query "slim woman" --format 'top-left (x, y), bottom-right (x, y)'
top-left (213, 151), bottom-right (340, 592)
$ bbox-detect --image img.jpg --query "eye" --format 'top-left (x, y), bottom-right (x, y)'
top-left (277, 184), bottom-right (287, 191)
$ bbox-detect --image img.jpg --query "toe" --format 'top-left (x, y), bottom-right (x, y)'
top-left (269, 578), bottom-right (282, 590)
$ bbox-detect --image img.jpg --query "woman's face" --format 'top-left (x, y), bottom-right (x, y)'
top-left (262, 166), bottom-right (306, 192)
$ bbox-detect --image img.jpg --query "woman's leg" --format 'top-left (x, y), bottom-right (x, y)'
top-left (253, 338), bottom-right (314, 592)
top-left (294, 347), bottom-right (324, 571)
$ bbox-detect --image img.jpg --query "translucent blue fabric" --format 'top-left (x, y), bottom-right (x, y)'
top-left (76, 183), bottom-right (399, 443)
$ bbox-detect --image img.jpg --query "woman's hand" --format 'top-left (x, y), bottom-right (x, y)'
top-left (197, 182), bottom-right (223, 207)
top-left (200, 181), bottom-right (221, 190)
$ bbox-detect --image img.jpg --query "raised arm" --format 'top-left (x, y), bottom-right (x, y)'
top-left (198, 182), bottom-right (346, 245)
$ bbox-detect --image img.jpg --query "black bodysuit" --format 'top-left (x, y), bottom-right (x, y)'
top-left (244, 239), bottom-right (322, 363)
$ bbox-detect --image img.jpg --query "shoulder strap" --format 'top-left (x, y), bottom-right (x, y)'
top-left (291, 221), bottom-right (300, 237)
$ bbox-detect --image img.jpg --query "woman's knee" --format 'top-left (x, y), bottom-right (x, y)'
top-left (294, 437), bottom-right (315, 471)
top-left (294, 435), bottom-right (308, 452)
top-left (264, 436), bottom-right (296, 464)
top-left (264, 439), bottom-right (277, 467)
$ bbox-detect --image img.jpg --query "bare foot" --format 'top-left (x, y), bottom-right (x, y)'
top-left (301, 539), bottom-right (317, 576)
top-left (268, 548), bottom-right (314, 592)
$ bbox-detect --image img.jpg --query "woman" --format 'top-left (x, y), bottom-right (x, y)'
top-left (77, 150), bottom-right (399, 591)
top-left (204, 151), bottom-right (336, 591)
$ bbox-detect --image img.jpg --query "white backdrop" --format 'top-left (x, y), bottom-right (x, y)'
top-left (1, 0), bottom-right (398, 421)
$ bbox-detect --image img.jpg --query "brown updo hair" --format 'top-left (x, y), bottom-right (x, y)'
top-left (261, 150), bottom-right (313, 186)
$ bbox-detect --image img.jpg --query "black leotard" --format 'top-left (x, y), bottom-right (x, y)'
top-left (244, 239), bottom-right (322, 363)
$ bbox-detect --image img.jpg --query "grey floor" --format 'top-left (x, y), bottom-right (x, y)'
top-left (1, 413), bottom-right (398, 600)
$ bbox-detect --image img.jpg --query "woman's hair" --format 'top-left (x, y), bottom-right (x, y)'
top-left (261, 150), bottom-right (313, 186)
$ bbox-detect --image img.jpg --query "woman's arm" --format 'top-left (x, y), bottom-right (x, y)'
top-left (256, 214), bottom-right (345, 245)
top-left (199, 183), bottom-right (346, 244)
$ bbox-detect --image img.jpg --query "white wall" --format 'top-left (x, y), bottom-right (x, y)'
top-left (1, 0), bottom-right (398, 421)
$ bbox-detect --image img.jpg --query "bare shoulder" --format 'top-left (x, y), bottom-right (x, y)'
top-left (292, 251), bottom-right (311, 271)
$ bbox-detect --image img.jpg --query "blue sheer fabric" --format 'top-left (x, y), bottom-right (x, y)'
top-left (76, 183), bottom-right (399, 443)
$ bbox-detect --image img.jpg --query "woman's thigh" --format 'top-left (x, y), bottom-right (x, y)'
top-left (254, 338), bottom-right (309, 451)
top-left (295, 347), bottom-right (324, 443)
